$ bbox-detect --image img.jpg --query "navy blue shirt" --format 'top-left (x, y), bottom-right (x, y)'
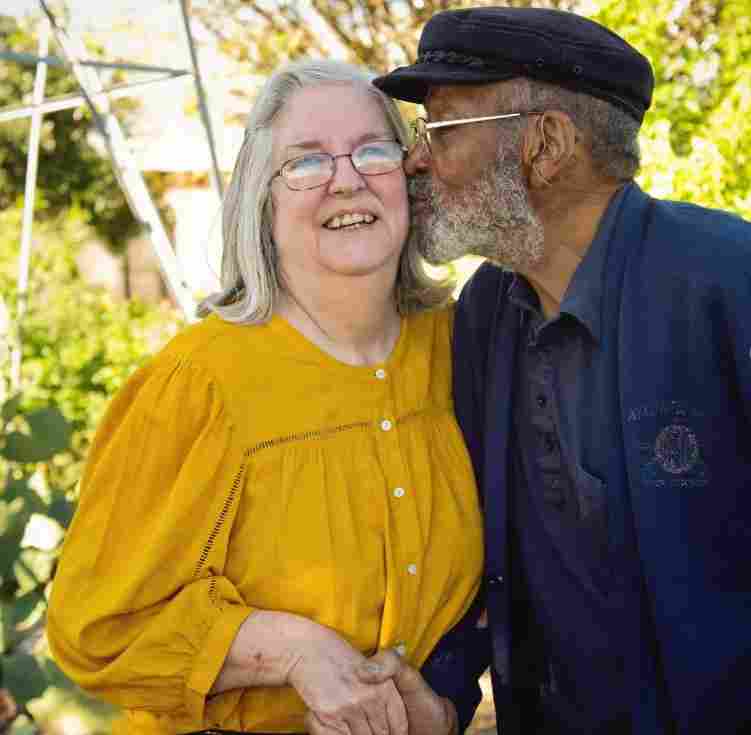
top-left (511, 186), bottom-right (635, 732)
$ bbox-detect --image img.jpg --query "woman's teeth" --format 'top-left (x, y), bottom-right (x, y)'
top-left (325, 213), bottom-right (376, 229)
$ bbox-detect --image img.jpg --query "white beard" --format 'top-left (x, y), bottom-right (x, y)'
top-left (412, 145), bottom-right (546, 269)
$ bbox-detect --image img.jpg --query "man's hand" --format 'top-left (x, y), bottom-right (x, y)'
top-left (356, 649), bottom-right (459, 735)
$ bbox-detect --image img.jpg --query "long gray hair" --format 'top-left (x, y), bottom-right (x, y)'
top-left (198, 59), bottom-right (452, 323)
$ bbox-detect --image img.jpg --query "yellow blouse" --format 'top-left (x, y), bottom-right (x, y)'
top-left (47, 307), bottom-right (483, 735)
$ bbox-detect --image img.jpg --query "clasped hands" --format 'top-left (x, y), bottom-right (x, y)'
top-left (298, 646), bottom-right (458, 735)
top-left (211, 612), bottom-right (458, 735)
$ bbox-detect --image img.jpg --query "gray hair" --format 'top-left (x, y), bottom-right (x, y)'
top-left (508, 78), bottom-right (642, 182)
top-left (198, 59), bottom-right (452, 323)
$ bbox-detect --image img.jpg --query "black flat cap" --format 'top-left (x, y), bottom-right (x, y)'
top-left (374, 7), bottom-right (654, 123)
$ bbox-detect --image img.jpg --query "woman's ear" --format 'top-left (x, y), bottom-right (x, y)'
top-left (522, 111), bottom-right (578, 189)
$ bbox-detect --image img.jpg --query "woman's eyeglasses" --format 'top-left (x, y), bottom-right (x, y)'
top-left (272, 140), bottom-right (407, 191)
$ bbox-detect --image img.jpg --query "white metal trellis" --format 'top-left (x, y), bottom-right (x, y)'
top-left (1, 0), bottom-right (225, 389)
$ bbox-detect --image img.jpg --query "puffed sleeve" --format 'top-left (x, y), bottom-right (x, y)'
top-left (47, 355), bottom-right (253, 727)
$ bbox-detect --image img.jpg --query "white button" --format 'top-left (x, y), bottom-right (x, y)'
top-left (393, 487), bottom-right (405, 498)
top-left (407, 563), bottom-right (417, 575)
top-left (380, 419), bottom-right (392, 432)
top-left (375, 368), bottom-right (387, 379)
top-left (395, 643), bottom-right (407, 656)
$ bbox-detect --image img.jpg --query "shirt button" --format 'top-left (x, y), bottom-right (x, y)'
top-left (375, 368), bottom-right (387, 379)
top-left (544, 434), bottom-right (557, 452)
top-left (536, 395), bottom-right (547, 408)
top-left (407, 563), bottom-right (417, 575)
top-left (380, 419), bottom-right (392, 431)
top-left (395, 643), bottom-right (407, 656)
top-left (393, 487), bottom-right (405, 498)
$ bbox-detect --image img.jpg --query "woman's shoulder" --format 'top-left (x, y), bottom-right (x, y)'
top-left (154, 313), bottom-right (267, 376)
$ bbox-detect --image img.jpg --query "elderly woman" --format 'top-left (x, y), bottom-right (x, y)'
top-left (47, 60), bottom-right (483, 735)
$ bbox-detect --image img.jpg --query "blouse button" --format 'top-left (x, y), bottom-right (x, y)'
top-left (375, 368), bottom-right (387, 379)
top-left (407, 563), bottom-right (417, 575)
top-left (395, 642), bottom-right (407, 656)
top-left (393, 487), bottom-right (405, 498)
top-left (380, 419), bottom-right (393, 432)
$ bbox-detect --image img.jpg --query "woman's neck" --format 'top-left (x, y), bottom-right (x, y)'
top-left (277, 277), bottom-right (402, 366)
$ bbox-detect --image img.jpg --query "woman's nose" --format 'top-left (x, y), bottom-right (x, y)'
top-left (328, 153), bottom-right (365, 194)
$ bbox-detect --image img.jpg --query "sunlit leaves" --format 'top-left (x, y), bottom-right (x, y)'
top-left (1, 408), bottom-right (72, 464)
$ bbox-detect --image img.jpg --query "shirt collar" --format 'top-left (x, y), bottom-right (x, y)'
top-left (506, 183), bottom-right (632, 341)
top-left (558, 183), bottom-right (632, 343)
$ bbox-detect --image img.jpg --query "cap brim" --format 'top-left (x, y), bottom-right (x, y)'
top-left (373, 63), bottom-right (516, 104)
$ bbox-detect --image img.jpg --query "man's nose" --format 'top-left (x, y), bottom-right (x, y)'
top-left (404, 141), bottom-right (430, 176)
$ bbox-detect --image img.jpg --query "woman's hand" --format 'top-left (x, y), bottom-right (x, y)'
top-left (211, 610), bottom-right (408, 735)
top-left (291, 624), bottom-right (408, 735)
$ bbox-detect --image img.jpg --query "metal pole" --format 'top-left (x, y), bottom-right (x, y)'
top-left (10, 17), bottom-right (50, 391)
top-left (0, 72), bottom-right (192, 123)
top-left (179, 0), bottom-right (224, 199)
top-left (37, 0), bottom-right (197, 321)
top-left (0, 49), bottom-right (191, 77)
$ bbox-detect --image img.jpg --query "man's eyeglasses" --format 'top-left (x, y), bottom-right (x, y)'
top-left (413, 112), bottom-right (543, 151)
top-left (272, 140), bottom-right (407, 191)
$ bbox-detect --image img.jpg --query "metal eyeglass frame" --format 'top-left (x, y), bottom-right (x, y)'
top-left (414, 112), bottom-right (543, 151)
top-left (271, 140), bottom-right (409, 191)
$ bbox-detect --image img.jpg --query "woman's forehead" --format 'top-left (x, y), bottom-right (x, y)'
top-left (275, 83), bottom-right (391, 147)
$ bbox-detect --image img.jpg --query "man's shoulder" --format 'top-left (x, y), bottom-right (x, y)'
top-left (650, 197), bottom-right (751, 261)
top-left (629, 196), bottom-right (751, 293)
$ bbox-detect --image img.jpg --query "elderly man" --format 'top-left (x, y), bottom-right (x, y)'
top-left (359, 5), bottom-right (751, 735)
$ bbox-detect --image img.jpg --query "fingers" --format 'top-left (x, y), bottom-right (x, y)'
top-left (304, 680), bottom-right (407, 735)
top-left (305, 710), bottom-right (351, 735)
top-left (356, 649), bottom-right (404, 684)
top-left (353, 680), bottom-right (407, 735)
top-left (382, 684), bottom-right (409, 735)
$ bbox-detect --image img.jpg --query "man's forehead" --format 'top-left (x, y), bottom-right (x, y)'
top-left (425, 82), bottom-right (505, 114)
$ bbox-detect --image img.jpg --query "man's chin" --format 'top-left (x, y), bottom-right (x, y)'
top-left (478, 225), bottom-right (546, 271)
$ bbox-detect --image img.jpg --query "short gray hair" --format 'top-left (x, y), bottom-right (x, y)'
top-left (509, 78), bottom-right (642, 182)
top-left (198, 59), bottom-right (452, 323)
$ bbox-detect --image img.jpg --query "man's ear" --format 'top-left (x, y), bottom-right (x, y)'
top-left (522, 111), bottom-right (578, 189)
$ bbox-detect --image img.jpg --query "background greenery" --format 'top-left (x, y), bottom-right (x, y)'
top-left (0, 0), bottom-right (748, 732)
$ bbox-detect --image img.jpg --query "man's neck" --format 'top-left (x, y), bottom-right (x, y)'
top-left (522, 183), bottom-right (623, 319)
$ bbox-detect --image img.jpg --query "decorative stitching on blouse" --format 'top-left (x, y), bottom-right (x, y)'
top-left (194, 449), bottom-right (250, 581)
top-left (245, 410), bottom-right (444, 457)
top-left (207, 578), bottom-right (220, 609)
top-left (247, 421), bottom-right (370, 455)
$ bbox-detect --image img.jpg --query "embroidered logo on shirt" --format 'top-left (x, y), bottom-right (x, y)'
top-left (628, 400), bottom-right (709, 488)
top-left (654, 424), bottom-right (699, 474)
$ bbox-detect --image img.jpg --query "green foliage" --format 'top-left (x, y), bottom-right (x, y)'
top-left (594, 0), bottom-right (751, 219)
top-left (0, 203), bottom-right (181, 730)
top-left (0, 392), bottom-right (75, 723)
top-left (0, 14), bottom-right (139, 251)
